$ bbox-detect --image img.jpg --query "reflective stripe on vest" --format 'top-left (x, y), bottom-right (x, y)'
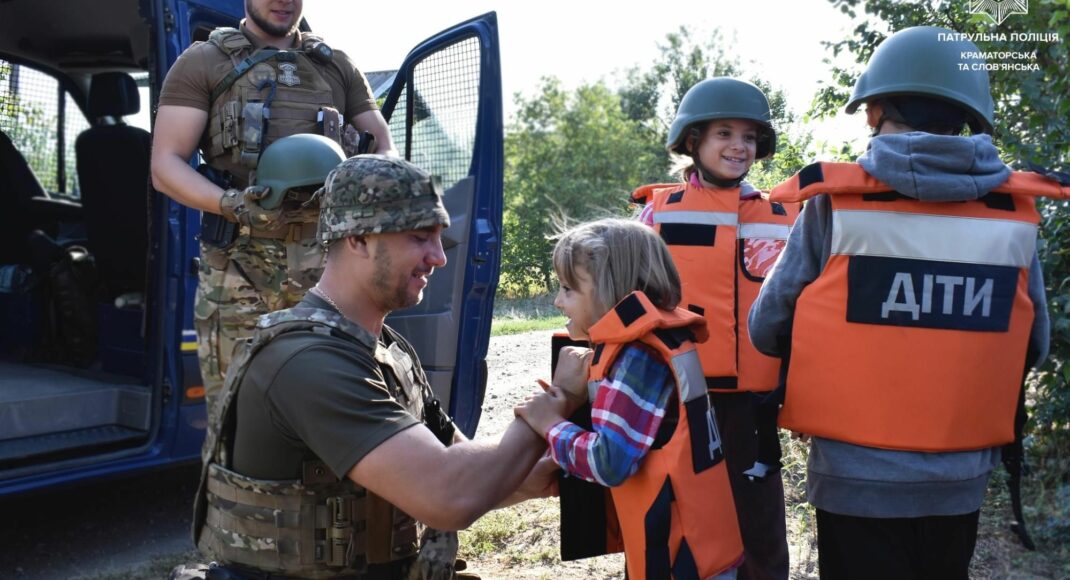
top-left (831, 209), bottom-right (1037, 267)
top-left (776, 163), bottom-right (1049, 452)
top-left (583, 291), bottom-right (742, 579)
top-left (636, 183), bottom-right (799, 392)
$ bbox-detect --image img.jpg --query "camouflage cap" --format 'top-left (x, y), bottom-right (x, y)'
top-left (317, 154), bottom-right (450, 243)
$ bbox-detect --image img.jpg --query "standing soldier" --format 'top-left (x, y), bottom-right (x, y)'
top-left (749, 26), bottom-right (1067, 579)
top-left (150, 0), bottom-right (395, 416)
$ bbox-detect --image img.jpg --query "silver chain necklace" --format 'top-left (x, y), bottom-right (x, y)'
top-left (313, 284), bottom-right (341, 312)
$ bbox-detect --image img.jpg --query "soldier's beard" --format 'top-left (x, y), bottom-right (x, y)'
top-left (245, 0), bottom-right (299, 39)
top-left (371, 244), bottom-right (421, 312)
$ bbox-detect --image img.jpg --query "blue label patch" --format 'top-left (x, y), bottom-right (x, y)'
top-left (846, 256), bottom-right (1017, 332)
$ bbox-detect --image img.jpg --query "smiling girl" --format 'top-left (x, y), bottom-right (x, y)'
top-left (631, 77), bottom-right (798, 579)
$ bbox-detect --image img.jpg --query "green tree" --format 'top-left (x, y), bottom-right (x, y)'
top-left (500, 29), bottom-right (814, 296)
top-left (501, 78), bottom-right (667, 294)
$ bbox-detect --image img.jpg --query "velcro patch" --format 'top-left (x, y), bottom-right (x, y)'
top-left (659, 223), bottom-right (717, 246)
top-left (797, 163), bottom-right (825, 189)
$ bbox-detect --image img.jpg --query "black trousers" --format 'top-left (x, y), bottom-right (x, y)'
top-left (711, 392), bottom-right (790, 580)
top-left (815, 509), bottom-right (980, 580)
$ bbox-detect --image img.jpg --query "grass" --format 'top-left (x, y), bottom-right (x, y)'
top-left (492, 295), bottom-right (566, 336)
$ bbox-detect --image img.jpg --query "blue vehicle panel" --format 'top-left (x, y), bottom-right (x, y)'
top-left (0, 0), bottom-right (501, 495)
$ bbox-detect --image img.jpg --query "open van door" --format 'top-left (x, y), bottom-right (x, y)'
top-left (379, 13), bottom-right (503, 437)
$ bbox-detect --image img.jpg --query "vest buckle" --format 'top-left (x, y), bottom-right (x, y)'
top-left (326, 496), bottom-right (354, 567)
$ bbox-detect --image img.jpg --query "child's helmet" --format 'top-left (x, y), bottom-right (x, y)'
top-left (846, 26), bottom-right (994, 134)
top-left (667, 77), bottom-right (777, 160)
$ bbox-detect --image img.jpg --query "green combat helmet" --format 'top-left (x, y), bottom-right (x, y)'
top-left (846, 26), bottom-right (994, 134)
top-left (255, 133), bottom-right (346, 210)
top-left (666, 77), bottom-right (776, 160)
top-left (317, 154), bottom-right (450, 243)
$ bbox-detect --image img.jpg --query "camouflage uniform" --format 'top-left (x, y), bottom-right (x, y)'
top-left (187, 155), bottom-right (462, 579)
top-left (196, 228), bottom-right (323, 413)
top-left (190, 24), bottom-right (366, 411)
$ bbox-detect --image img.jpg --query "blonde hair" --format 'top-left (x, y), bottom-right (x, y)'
top-left (552, 218), bottom-right (682, 319)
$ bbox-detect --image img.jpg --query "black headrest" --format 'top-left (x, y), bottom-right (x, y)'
top-left (88, 72), bottom-right (140, 119)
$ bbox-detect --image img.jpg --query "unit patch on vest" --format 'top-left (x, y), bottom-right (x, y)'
top-left (846, 256), bottom-right (1017, 332)
top-left (249, 63), bottom-right (277, 86)
top-left (278, 62), bottom-right (301, 86)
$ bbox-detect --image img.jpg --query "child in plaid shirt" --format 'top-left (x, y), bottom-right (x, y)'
top-left (516, 218), bottom-right (679, 485)
top-left (515, 218), bottom-right (740, 579)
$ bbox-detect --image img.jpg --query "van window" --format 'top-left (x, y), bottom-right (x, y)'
top-left (0, 61), bottom-right (90, 198)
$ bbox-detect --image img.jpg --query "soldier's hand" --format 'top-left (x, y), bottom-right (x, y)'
top-left (241, 185), bottom-right (283, 230)
top-left (218, 187), bottom-right (245, 223)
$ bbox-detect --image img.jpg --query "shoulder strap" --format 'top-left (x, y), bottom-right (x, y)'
top-left (207, 27), bottom-right (253, 59)
top-left (209, 48), bottom-right (286, 104)
top-left (381, 325), bottom-right (457, 443)
top-left (631, 183), bottom-right (684, 204)
top-left (770, 162), bottom-right (894, 203)
top-left (992, 170), bottom-right (1070, 200)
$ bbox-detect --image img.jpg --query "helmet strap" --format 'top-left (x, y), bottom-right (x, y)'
top-left (686, 126), bottom-right (745, 189)
top-left (693, 156), bottom-right (746, 189)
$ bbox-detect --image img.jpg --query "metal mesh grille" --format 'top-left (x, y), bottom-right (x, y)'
top-left (0, 61), bottom-right (90, 196)
top-left (388, 36), bottom-right (480, 190)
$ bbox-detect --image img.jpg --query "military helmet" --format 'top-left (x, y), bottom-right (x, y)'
top-left (666, 77), bottom-right (777, 159)
top-left (846, 26), bottom-right (994, 134)
top-left (317, 154), bottom-right (450, 243)
top-left (255, 133), bottom-right (347, 210)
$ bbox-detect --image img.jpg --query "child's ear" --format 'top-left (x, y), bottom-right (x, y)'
top-left (865, 102), bottom-right (884, 129)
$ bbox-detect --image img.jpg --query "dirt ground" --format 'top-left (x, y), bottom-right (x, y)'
top-left (461, 330), bottom-right (627, 579)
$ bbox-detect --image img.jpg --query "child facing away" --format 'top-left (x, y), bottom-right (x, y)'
top-left (515, 218), bottom-right (743, 580)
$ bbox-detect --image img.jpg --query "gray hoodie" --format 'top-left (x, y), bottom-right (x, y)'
top-left (748, 133), bottom-right (1050, 518)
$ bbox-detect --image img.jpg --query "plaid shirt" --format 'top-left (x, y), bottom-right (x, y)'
top-left (546, 342), bottom-right (673, 487)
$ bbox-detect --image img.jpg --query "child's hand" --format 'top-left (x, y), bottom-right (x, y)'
top-left (515, 387), bottom-right (571, 435)
top-left (537, 378), bottom-right (585, 417)
top-left (552, 346), bottom-right (592, 403)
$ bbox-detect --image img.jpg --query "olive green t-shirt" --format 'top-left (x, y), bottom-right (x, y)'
top-left (158, 21), bottom-right (377, 121)
top-left (231, 293), bottom-right (420, 481)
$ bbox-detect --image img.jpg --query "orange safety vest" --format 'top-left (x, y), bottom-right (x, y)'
top-left (771, 162), bottom-right (1069, 452)
top-left (586, 291), bottom-right (743, 579)
top-left (633, 183), bottom-right (800, 392)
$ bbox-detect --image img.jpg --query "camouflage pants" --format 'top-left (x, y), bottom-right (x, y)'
top-left (195, 234), bottom-right (325, 417)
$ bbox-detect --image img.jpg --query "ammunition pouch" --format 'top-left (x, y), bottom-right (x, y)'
top-left (197, 165), bottom-right (240, 248)
top-left (198, 462), bottom-right (421, 577)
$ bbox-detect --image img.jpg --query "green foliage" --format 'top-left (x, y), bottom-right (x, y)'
top-left (814, 0), bottom-right (1070, 554)
top-left (501, 78), bottom-right (667, 295)
top-left (501, 29), bottom-right (814, 296)
top-left (0, 62), bottom-right (68, 193)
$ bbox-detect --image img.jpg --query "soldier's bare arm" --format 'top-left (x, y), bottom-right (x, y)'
top-left (151, 105), bottom-right (225, 213)
top-left (348, 417), bottom-right (544, 531)
top-left (349, 109), bottom-right (397, 156)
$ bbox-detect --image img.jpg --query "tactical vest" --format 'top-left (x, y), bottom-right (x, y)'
top-left (192, 307), bottom-right (441, 578)
top-left (772, 162), bottom-right (1068, 452)
top-left (584, 292), bottom-right (743, 579)
top-left (632, 183), bottom-right (800, 392)
top-left (203, 27), bottom-right (341, 196)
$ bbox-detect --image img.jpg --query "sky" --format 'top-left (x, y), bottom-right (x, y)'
top-left (303, 0), bottom-right (876, 148)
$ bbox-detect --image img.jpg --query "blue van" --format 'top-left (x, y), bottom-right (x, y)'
top-left (0, 0), bottom-right (502, 495)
